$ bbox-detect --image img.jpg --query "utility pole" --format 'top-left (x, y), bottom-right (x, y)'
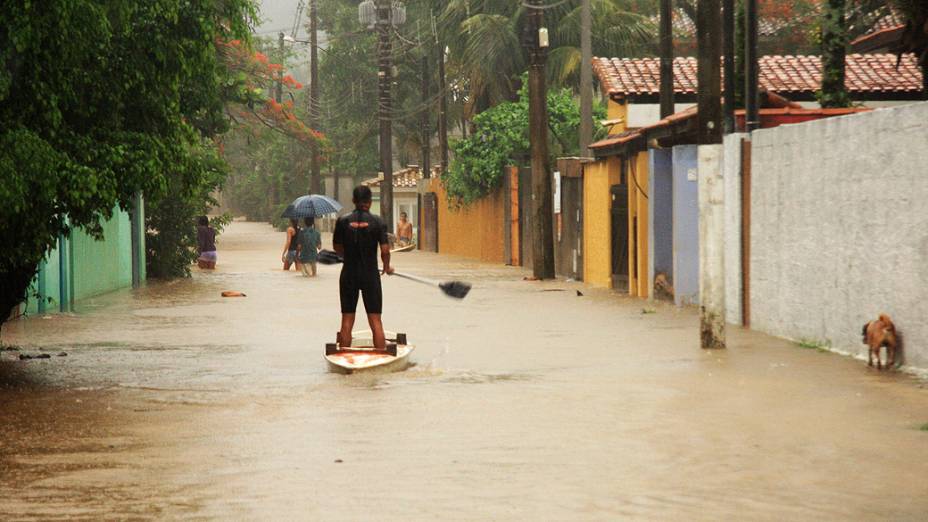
top-left (723, 0), bottom-right (736, 133)
top-left (525, 0), bottom-right (555, 280)
top-left (437, 43), bottom-right (449, 173)
top-left (659, 0), bottom-right (674, 118)
top-left (309, 0), bottom-right (321, 194)
top-left (697, 0), bottom-right (726, 350)
top-left (820, 0), bottom-right (849, 107)
top-left (276, 32), bottom-right (284, 103)
top-left (420, 55), bottom-right (431, 177)
top-left (377, 0), bottom-right (394, 231)
top-left (745, 0), bottom-right (759, 131)
top-left (697, 0), bottom-right (722, 145)
top-left (579, 0), bottom-right (592, 155)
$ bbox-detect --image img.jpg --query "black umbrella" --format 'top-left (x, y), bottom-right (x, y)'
top-left (281, 194), bottom-right (342, 219)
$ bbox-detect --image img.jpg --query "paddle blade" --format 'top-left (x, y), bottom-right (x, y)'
top-left (318, 249), bottom-right (343, 265)
top-left (439, 281), bottom-right (471, 299)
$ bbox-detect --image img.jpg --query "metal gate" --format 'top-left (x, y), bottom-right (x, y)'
top-left (518, 167), bottom-right (533, 269)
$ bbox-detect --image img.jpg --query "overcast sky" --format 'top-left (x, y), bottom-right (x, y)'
top-left (254, 0), bottom-right (309, 39)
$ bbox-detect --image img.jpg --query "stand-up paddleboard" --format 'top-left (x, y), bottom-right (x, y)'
top-left (324, 330), bottom-right (414, 374)
top-left (392, 243), bottom-right (415, 253)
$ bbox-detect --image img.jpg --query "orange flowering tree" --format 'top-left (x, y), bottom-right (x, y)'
top-left (215, 37), bottom-right (332, 225)
top-left (217, 38), bottom-right (327, 150)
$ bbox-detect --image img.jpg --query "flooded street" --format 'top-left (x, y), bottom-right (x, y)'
top-left (2, 220), bottom-right (927, 520)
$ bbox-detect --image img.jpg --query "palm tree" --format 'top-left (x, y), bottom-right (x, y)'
top-left (438, 0), bottom-right (655, 118)
top-left (549, 0), bottom-right (655, 87)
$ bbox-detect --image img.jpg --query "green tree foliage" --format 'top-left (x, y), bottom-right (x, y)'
top-left (0, 0), bottom-right (257, 328)
top-left (221, 36), bottom-right (328, 227)
top-left (145, 131), bottom-right (233, 278)
top-left (443, 79), bottom-right (605, 204)
top-left (316, 1), bottom-right (381, 178)
top-left (222, 2), bottom-right (383, 223)
top-left (819, 0), bottom-right (852, 107)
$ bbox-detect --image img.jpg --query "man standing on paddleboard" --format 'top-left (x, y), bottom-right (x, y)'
top-left (333, 186), bottom-right (394, 350)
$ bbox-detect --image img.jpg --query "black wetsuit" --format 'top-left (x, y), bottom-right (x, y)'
top-left (333, 209), bottom-right (388, 314)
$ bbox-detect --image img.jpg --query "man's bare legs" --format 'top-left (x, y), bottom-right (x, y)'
top-left (368, 313), bottom-right (386, 350)
top-left (339, 312), bottom-right (386, 350)
top-left (339, 313), bottom-right (355, 347)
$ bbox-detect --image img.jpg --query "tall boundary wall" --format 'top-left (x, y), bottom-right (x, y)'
top-left (749, 101), bottom-right (928, 369)
top-left (426, 178), bottom-right (506, 264)
top-left (25, 207), bottom-right (138, 314)
top-left (722, 133), bottom-right (746, 325)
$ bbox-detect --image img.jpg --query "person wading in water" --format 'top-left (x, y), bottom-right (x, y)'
top-left (333, 186), bottom-right (394, 349)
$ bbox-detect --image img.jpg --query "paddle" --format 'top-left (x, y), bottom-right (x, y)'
top-left (317, 249), bottom-right (472, 300)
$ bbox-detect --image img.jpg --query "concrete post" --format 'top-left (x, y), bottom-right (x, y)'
top-left (36, 259), bottom-right (47, 314)
top-left (698, 144), bottom-right (726, 349)
top-left (131, 191), bottom-right (144, 288)
top-left (58, 232), bottom-right (70, 313)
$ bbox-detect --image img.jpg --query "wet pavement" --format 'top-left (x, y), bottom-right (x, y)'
top-left (2, 220), bottom-right (927, 520)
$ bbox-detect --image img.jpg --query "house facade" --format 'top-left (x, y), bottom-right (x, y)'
top-left (584, 52), bottom-right (924, 302)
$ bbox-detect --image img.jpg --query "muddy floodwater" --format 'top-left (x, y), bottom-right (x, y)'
top-left (2, 220), bottom-right (927, 520)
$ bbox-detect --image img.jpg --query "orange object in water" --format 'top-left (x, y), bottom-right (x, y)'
top-left (221, 291), bottom-right (247, 297)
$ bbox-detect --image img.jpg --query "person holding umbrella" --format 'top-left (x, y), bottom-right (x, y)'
top-left (280, 194), bottom-right (343, 271)
top-left (333, 186), bottom-right (393, 350)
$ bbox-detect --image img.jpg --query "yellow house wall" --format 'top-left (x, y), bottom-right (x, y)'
top-left (628, 151), bottom-right (650, 298)
top-left (606, 98), bottom-right (628, 134)
top-left (583, 157), bottom-right (621, 288)
top-left (427, 178), bottom-right (506, 264)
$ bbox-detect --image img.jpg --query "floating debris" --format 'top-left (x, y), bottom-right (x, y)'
top-left (19, 353), bottom-right (52, 360)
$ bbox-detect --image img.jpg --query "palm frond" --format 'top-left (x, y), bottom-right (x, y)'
top-left (547, 45), bottom-right (582, 87)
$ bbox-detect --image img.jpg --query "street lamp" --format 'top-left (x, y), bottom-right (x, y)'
top-left (359, 0), bottom-right (405, 232)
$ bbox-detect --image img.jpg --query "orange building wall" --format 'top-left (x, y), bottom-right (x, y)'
top-left (427, 178), bottom-right (506, 264)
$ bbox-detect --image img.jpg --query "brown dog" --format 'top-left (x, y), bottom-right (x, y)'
top-left (862, 313), bottom-right (898, 370)
top-left (654, 273), bottom-right (674, 301)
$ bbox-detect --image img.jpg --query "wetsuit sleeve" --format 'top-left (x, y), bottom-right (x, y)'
top-left (333, 218), bottom-right (344, 246)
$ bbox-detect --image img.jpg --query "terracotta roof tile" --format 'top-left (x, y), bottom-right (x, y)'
top-left (653, 7), bottom-right (804, 38)
top-left (362, 167), bottom-right (422, 189)
top-left (866, 12), bottom-right (904, 34)
top-left (588, 129), bottom-right (643, 150)
top-left (592, 53), bottom-right (923, 98)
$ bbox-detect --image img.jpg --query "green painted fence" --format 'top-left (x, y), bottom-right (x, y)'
top-left (24, 196), bottom-right (145, 315)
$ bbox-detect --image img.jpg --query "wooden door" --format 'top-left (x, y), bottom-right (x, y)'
top-left (420, 192), bottom-right (438, 252)
top-left (557, 176), bottom-right (583, 279)
top-left (610, 184), bottom-right (629, 291)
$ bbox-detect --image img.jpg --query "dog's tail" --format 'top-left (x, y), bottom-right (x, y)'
top-left (862, 322), bottom-right (870, 343)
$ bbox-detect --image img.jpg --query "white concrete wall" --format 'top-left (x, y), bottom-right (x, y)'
top-left (749, 101), bottom-right (928, 369)
top-left (722, 133), bottom-right (747, 325)
top-left (627, 103), bottom-right (694, 128)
